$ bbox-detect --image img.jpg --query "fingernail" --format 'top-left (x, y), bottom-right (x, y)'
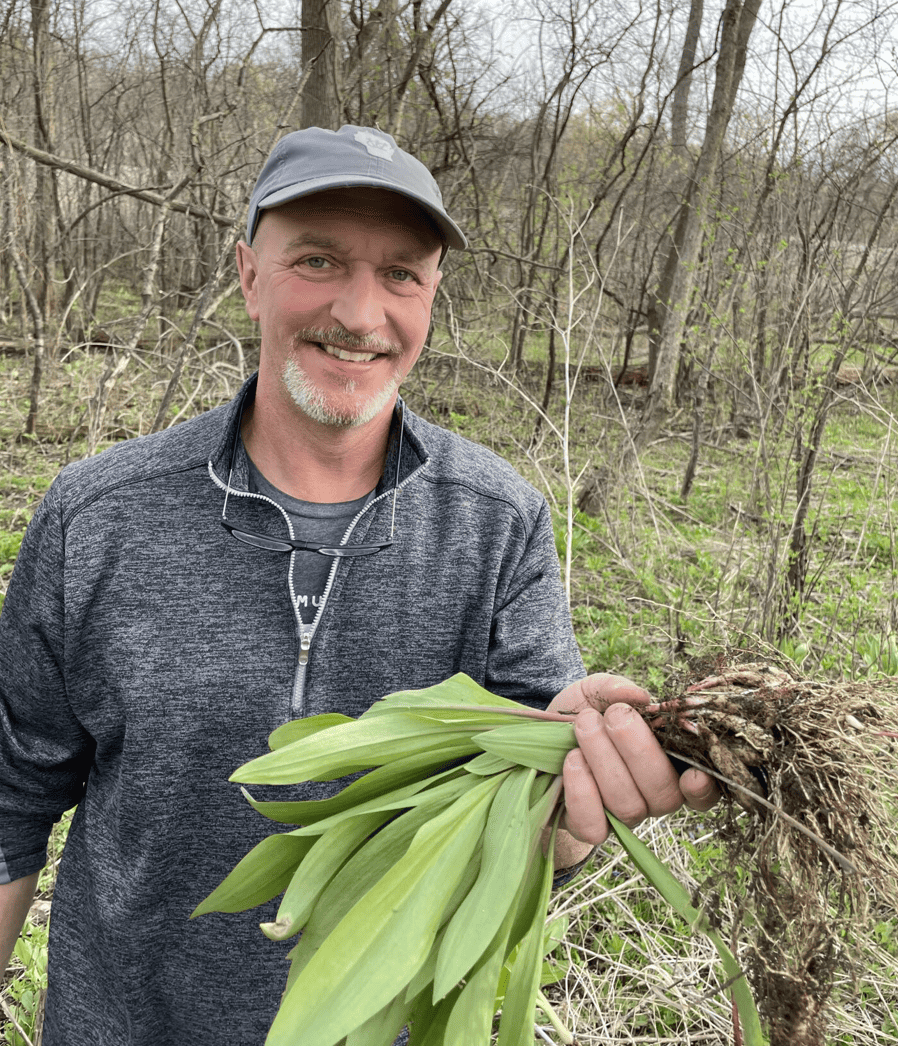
top-left (605, 703), bottom-right (636, 727)
top-left (574, 708), bottom-right (601, 736)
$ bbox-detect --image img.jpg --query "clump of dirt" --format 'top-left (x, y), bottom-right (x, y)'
top-left (651, 650), bottom-right (898, 1046)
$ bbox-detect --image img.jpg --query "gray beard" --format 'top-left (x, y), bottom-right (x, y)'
top-left (282, 356), bottom-right (402, 428)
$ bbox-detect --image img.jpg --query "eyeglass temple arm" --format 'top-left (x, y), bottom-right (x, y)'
top-left (223, 389), bottom-right (403, 538)
top-left (389, 404), bottom-right (404, 538)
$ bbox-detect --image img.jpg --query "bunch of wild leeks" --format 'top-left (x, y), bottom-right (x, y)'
top-left (192, 673), bottom-right (762, 1046)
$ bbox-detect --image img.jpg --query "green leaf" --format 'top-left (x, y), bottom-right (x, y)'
top-left (403, 826), bottom-right (490, 1007)
top-left (443, 935), bottom-right (506, 1045)
top-left (190, 834), bottom-right (315, 918)
top-left (501, 779), bottom-right (563, 961)
top-left (261, 809), bottom-right (393, 940)
top-left (266, 775), bottom-right (502, 1046)
top-left (607, 813), bottom-right (764, 1046)
top-left (495, 815), bottom-right (558, 1046)
top-left (241, 740), bottom-right (481, 824)
top-left (433, 767), bottom-right (535, 999)
top-left (463, 751), bottom-right (518, 776)
top-left (407, 988), bottom-right (459, 1046)
top-left (232, 713), bottom-right (481, 785)
top-left (442, 871), bottom-right (524, 1046)
top-left (527, 771), bottom-right (556, 809)
top-left (402, 922), bottom-right (449, 1006)
top-left (285, 784), bottom-right (471, 988)
top-left (344, 991), bottom-right (411, 1046)
top-left (268, 713), bottom-right (354, 750)
top-left (363, 673), bottom-right (531, 715)
top-left (284, 769), bottom-right (473, 838)
top-left (472, 721), bottom-right (575, 774)
top-left (540, 916), bottom-right (571, 987)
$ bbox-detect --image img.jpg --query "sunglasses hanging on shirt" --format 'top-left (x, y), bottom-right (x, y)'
top-left (220, 391), bottom-right (403, 557)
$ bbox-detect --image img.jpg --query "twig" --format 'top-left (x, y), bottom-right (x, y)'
top-left (665, 750), bottom-right (858, 874)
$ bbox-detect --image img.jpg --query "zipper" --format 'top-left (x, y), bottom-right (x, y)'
top-left (288, 462), bottom-right (426, 716)
top-left (208, 418), bottom-right (429, 720)
top-left (209, 461), bottom-right (316, 718)
top-left (287, 483), bottom-right (395, 717)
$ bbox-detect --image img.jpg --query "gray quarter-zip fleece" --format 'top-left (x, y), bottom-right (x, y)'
top-left (0, 374), bottom-right (583, 1045)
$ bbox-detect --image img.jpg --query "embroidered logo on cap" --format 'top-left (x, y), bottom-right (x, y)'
top-left (354, 129), bottom-right (395, 161)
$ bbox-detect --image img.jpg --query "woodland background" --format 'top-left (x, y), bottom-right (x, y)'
top-left (2, 0), bottom-right (898, 1042)
top-left (2, 0), bottom-right (898, 650)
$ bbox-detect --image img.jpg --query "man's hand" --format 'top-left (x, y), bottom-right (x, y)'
top-left (547, 673), bottom-right (719, 863)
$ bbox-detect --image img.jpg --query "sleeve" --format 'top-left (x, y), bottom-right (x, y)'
top-left (485, 498), bottom-right (585, 708)
top-left (0, 480), bottom-right (93, 883)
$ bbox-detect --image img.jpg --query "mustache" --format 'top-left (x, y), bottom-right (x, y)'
top-left (294, 326), bottom-right (401, 356)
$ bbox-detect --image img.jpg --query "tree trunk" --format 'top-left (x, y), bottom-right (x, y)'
top-left (301, 0), bottom-right (340, 129)
top-left (8, 236), bottom-right (45, 435)
top-left (670, 0), bottom-right (704, 157)
top-left (637, 0), bottom-right (762, 454)
top-left (29, 0), bottom-right (57, 325)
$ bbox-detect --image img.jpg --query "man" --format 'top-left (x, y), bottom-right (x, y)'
top-left (0, 126), bottom-right (715, 1045)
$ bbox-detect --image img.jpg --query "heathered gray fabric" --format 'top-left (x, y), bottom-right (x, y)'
top-left (0, 374), bottom-right (583, 1045)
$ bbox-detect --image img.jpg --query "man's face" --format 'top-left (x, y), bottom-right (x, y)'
top-left (237, 188), bottom-right (443, 429)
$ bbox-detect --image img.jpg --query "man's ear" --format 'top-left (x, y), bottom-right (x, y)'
top-left (235, 241), bottom-right (261, 321)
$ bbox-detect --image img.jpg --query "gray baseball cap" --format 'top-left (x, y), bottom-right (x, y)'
top-left (246, 125), bottom-right (467, 257)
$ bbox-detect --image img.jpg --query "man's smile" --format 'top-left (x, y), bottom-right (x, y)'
top-left (320, 343), bottom-right (379, 363)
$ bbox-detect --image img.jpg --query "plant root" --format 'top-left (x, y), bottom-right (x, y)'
top-left (650, 650), bottom-right (898, 1046)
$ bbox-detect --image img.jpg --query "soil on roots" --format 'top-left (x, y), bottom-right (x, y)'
top-left (651, 650), bottom-right (898, 1046)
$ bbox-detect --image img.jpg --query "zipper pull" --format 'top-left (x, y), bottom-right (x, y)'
top-left (299, 632), bottom-right (311, 665)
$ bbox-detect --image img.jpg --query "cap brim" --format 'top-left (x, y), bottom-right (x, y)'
top-left (255, 175), bottom-right (467, 252)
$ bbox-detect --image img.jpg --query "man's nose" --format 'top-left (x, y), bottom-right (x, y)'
top-left (329, 271), bottom-right (386, 335)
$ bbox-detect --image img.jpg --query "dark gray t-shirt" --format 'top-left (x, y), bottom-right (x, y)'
top-left (244, 447), bottom-right (375, 624)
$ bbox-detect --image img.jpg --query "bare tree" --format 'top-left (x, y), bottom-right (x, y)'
top-left (638, 0), bottom-right (762, 452)
top-left (302, 0), bottom-right (341, 128)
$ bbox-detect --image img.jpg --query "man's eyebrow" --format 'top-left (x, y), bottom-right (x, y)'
top-left (388, 243), bottom-right (440, 265)
top-left (283, 233), bottom-right (439, 267)
top-left (283, 233), bottom-right (345, 252)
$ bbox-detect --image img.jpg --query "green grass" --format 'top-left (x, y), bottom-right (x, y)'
top-left (0, 531), bottom-right (25, 612)
top-left (0, 532), bottom-right (23, 567)
top-left (2, 922), bottom-right (48, 1046)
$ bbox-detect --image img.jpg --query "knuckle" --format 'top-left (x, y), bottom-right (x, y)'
top-left (610, 799), bottom-right (648, 828)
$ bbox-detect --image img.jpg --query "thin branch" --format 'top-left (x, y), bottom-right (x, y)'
top-left (664, 750), bottom-right (858, 875)
top-left (0, 129), bottom-right (234, 227)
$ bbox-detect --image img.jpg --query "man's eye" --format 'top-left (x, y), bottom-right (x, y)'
top-left (390, 269), bottom-right (415, 282)
top-left (303, 256), bottom-right (330, 270)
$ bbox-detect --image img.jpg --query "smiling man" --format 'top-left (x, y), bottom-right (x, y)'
top-left (0, 126), bottom-right (715, 1046)
top-left (235, 185), bottom-right (446, 502)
